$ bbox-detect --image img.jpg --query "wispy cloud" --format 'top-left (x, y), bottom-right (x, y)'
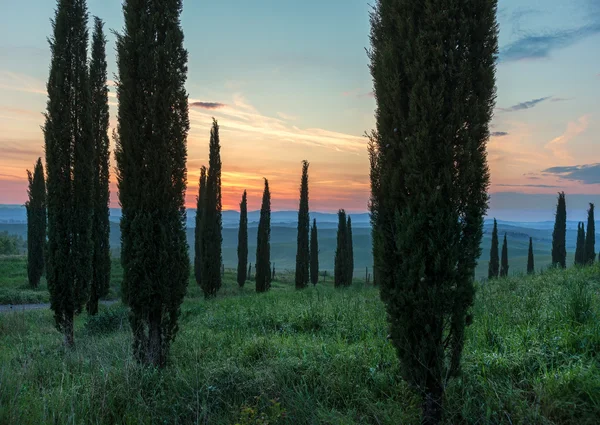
top-left (542, 163), bottom-right (600, 184)
top-left (497, 96), bottom-right (551, 112)
top-left (0, 71), bottom-right (46, 95)
top-left (190, 101), bottom-right (226, 110)
top-left (496, 183), bottom-right (560, 188)
top-left (277, 112), bottom-right (297, 121)
top-left (544, 114), bottom-right (590, 161)
top-left (550, 97), bottom-right (573, 102)
top-left (491, 131), bottom-right (509, 137)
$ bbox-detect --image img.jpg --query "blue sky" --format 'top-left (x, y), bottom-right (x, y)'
top-left (0, 0), bottom-right (599, 217)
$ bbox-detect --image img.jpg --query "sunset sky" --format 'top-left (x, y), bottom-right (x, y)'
top-left (0, 0), bottom-right (599, 214)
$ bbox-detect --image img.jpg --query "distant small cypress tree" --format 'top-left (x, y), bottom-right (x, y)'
top-left (500, 234), bottom-right (509, 277)
top-left (334, 209), bottom-right (349, 288)
top-left (194, 166), bottom-right (207, 286)
top-left (551, 192), bottom-right (567, 268)
top-left (575, 222), bottom-right (585, 266)
top-left (247, 263), bottom-right (252, 281)
top-left (295, 160), bottom-right (310, 289)
top-left (272, 264), bottom-right (276, 281)
top-left (310, 219), bottom-right (319, 285)
top-left (255, 179), bottom-right (271, 293)
top-left (527, 237), bottom-right (535, 274)
top-left (584, 203), bottom-right (595, 264)
top-left (87, 16), bottom-right (111, 316)
top-left (26, 158), bottom-right (46, 289)
top-left (347, 215), bottom-right (354, 284)
top-left (488, 218), bottom-right (499, 279)
top-left (237, 190), bottom-right (248, 287)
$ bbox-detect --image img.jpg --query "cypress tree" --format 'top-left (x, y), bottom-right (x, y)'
top-left (367, 130), bottom-right (381, 286)
top-left (347, 215), bottom-right (354, 284)
top-left (500, 234), bottom-right (509, 277)
top-left (237, 190), bottom-right (248, 287)
top-left (310, 218), bottom-right (319, 285)
top-left (115, 0), bottom-right (190, 367)
top-left (551, 192), bottom-right (567, 268)
top-left (334, 209), bottom-right (349, 288)
top-left (368, 0), bottom-right (498, 422)
top-left (247, 263), bottom-right (252, 281)
top-left (584, 203), bottom-right (595, 264)
top-left (527, 237), bottom-right (535, 274)
top-left (44, 0), bottom-right (94, 347)
top-left (26, 158), bottom-right (46, 289)
top-left (575, 222), bottom-right (585, 266)
top-left (194, 166), bottom-right (207, 286)
top-left (488, 218), bottom-right (499, 279)
top-left (201, 119), bottom-right (223, 298)
top-left (295, 160), bottom-right (310, 289)
top-left (255, 179), bottom-right (271, 293)
top-left (87, 16), bottom-right (111, 316)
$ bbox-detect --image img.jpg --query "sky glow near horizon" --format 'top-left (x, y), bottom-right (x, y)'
top-left (0, 0), bottom-right (599, 213)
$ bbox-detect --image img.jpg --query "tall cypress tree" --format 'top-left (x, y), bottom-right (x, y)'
top-left (575, 222), bottom-right (585, 266)
top-left (500, 234), bottom-right (509, 277)
top-left (237, 190), bottom-right (248, 287)
top-left (347, 215), bottom-right (354, 284)
top-left (44, 0), bottom-right (94, 347)
top-left (194, 166), bottom-right (207, 286)
top-left (115, 0), bottom-right (190, 367)
top-left (201, 119), bottom-right (223, 298)
top-left (367, 130), bottom-right (381, 286)
top-left (310, 218), bottom-right (319, 285)
top-left (334, 209), bottom-right (349, 288)
top-left (527, 237), bottom-right (534, 275)
top-left (584, 203), bottom-right (595, 264)
top-left (368, 0), bottom-right (498, 422)
top-left (87, 16), bottom-right (111, 316)
top-left (551, 192), bottom-right (567, 268)
top-left (295, 160), bottom-right (310, 289)
top-left (26, 158), bottom-right (46, 289)
top-left (488, 218), bottom-right (499, 279)
top-left (255, 179), bottom-right (271, 293)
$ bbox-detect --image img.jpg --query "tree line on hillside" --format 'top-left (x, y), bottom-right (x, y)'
top-left (24, 0), bottom-right (503, 423)
top-left (488, 193), bottom-right (596, 279)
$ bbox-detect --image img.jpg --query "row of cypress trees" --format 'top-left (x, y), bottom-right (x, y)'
top-left (488, 219), bottom-right (511, 278)
top-left (574, 203), bottom-right (595, 266)
top-left (40, 0), bottom-right (111, 348)
top-left (334, 210), bottom-right (354, 287)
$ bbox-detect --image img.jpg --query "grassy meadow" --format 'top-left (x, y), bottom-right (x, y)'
top-left (1, 256), bottom-right (599, 424)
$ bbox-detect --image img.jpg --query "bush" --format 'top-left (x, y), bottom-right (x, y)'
top-left (84, 304), bottom-right (129, 335)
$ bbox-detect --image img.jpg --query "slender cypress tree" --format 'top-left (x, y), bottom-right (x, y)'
top-left (367, 130), bottom-right (381, 286)
top-left (87, 16), bottom-right (111, 316)
top-left (575, 222), bottom-right (585, 266)
top-left (584, 203), bottom-right (595, 264)
top-left (488, 218), bottom-right (499, 279)
top-left (295, 160), bottom-right (310, 289)
top-left (201, 119), bottom-right (223, 298)
top-left (237, 190), bottom-right (248, 287)
top-left (368, 0), bottom-right (498, 422)
top-left (347, 216), bottom-right (354, 284)
top-left (194, 166), bottom-right (207, 286)
top-left (115, 0), bottom-right (190, 367)
top-left (26, 158), bottom-right (46, 289)
top-left (256, 179), bottom-right (271, 293)
top-left (44, 0), bottom-right (94, 347)
top-left (500, 234), bottom-right (509, 277)
top-left (310, 218), bottom-right (319, 285)
top-left (551, 192), bottom-right (567, 268)
top-left (527, 237), bottom-right (534, 274)
top-left (334, 209), bottom-right (349, 288)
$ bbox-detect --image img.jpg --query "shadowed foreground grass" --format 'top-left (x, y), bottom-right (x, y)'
top-left (0, 264), bottom-right (599, 424)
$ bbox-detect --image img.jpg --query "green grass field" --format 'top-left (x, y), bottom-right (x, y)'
top-left (1, 256), bottom-right (599, 424)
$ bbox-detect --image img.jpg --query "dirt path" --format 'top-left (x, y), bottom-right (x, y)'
top-left (0, 300), bottom-right (119, 314)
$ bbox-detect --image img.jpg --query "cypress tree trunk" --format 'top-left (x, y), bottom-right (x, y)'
top-left (26, 158), bottom-right (46, 289)
top-left (201, 120), bottom-right (223, 298)
top-left (195, 166), bottom-right (207, 286)
top-left (237, 190), bottom-right (248, 287)
top-left (334, 209), bottom-right (348, 288)
top-left (295, 160), bottom-right (310, 289)
top-left (347, 216), bottom-right (354, 285)
top-left (551, 192), bottom-right (567, 268)
top-left (255, 179), bottom-right (271, 293)
top-left (488, 218), bottom-right (499, 279)
top-left (527, 237), bottom-right (535, 274)
top-left (310, 218), bottom-right (319, 285)
top-left (44, 0), bottom-right (93, 346)
top-left (585, 203), bottom-right (595, 264)
top-left (115, 0), bottom-right (190, 367)
top-left (88, 16), bottom-right (111, 316)
top-left (575, 222), bottom-right (585, 266)
top-left (368, 0), bottom-right (498, 422)
top-left (500, 234), bottom-right (509, 277)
